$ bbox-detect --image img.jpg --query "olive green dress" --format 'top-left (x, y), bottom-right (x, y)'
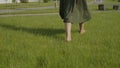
top-left (59, 0), bottom-right (91, 23)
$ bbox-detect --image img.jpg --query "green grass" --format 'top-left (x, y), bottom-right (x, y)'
top-left (0, 1), bottom-right (59, 15)
top-left (104, 0), bottom-right (120, 4)
top-left (0, 1), bottom-right (54, 9)
top-left (88, 0), bottom-right (120, 11)
top-left (0, 8), bottom-right (59, 15)
top-left (0, 11), bottom-right (120, 68)
top-left (0, 0), bottom-right (120, 68)
top-left (0, 0), bottom-right (120, 15)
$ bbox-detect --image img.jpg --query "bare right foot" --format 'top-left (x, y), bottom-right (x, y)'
top-left (66, 36), bottom-right (71, 42)
top-left (80, 30), bottom-right (86, 34)
top-left (79, 22), bottom-right (85, 34)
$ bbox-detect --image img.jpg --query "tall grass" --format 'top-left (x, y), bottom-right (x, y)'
top-left (0, 11), bottom-right (120, 68)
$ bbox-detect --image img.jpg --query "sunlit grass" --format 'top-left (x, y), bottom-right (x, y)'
top-left (0, 0), bottom-right (120, 68)
top-left (0, 1), bottom-right (54, 9)
top-left (0, 8), bottom-right (59, 15)
top-left (0, 11), bottom-right (120, 68)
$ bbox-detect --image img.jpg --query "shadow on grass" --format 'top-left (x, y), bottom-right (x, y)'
top-left (0, 23), bottom-right (65, 40)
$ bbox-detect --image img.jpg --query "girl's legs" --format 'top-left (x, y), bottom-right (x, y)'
top-left (79, 22), bottom-right (86, 34)
top-left (64, 22), bottom-right (85, 42)
top-left (65, 23), bottom-right (72, 42)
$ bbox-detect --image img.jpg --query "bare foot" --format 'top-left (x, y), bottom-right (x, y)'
top-left (80, 30), bottom-right (86, 34)
top-left (66, 36), bottom-right (71, 42)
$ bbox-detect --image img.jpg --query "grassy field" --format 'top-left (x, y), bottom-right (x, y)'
top-left (0, 0), bottom-right (120, 68)
top-left (0, 0), bottom-right (120, 15)
top-left (0, 11), bottom-right (120, 68)
top-left (0, 2), bottom-right (55, 9)
top-left (0, 0), bottom-right (93, 10)
top-left (0, 9), bottom-right (59, 15)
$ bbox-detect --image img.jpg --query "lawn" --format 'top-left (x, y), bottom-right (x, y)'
top-left (0, 0), bottom-right (120, 15)
top-left (0, 9), bottom-right (59, 15)
top-left (0, 2), bottom-right (55, 9)
top-left (0, 0), bottom-right (120, 68)
top-left (0, 11), bottom-right (120, 68)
